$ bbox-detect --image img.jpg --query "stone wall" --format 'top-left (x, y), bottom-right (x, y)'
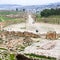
top-left (3, 31), bottom-right (40, 38)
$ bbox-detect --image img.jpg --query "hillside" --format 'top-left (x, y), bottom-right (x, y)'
top-left (0, 2), bottom-right (60, 10)
top-left (36, 15), bottom-right (60, 24)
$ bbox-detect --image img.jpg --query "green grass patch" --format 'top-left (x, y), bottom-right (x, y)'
top-left (25, 53), bottom-right (56, 60)
top-left (0, 16), bottom-right (25, 26)
top-left (36, 15), bottom-right (60, 24)
top-left (1, 16), bottom-right (15, 20)
top-left (0, 58), bottom-right (2, 60)
top-left (0, 11), bottom-right (21, 15)
top-left (47, 15), bottom-right (60, 18)
top-left (0, 48), bottom-right (7, 50)
top-left (10, 54), bottom-right (15, 60)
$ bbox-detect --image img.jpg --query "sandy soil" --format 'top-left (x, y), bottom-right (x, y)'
top-left (3, 22), bottom-right (60, 34)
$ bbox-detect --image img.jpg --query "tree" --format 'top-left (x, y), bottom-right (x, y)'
top-left (16, 8), bottom-right (18, 11)
top-left (23, 9), bottom-right (25, 12)
top-left (40, 8), bottom-right (60, 17)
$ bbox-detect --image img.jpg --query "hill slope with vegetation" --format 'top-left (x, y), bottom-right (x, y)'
top-left (36, 8), bottom-right (60, 24)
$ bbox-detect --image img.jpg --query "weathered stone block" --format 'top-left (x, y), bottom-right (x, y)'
top-left (46, 31), bottom-right (57, 40)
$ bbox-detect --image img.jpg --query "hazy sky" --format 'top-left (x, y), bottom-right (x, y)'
top-left (0, 0), bottom-right (60, 5)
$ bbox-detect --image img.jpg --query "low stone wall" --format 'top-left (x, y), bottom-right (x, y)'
top-left (1, 30), bottom-right (60, 40)
top-left (3, 31), bottom-right (40, 38)
top-left (23, 32), bottom-right (40, 38)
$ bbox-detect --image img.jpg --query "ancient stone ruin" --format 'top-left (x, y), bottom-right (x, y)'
top-left (46, 31), bottom-right (57, 40)
top-left (3, 31), bottom-right (40, 38)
